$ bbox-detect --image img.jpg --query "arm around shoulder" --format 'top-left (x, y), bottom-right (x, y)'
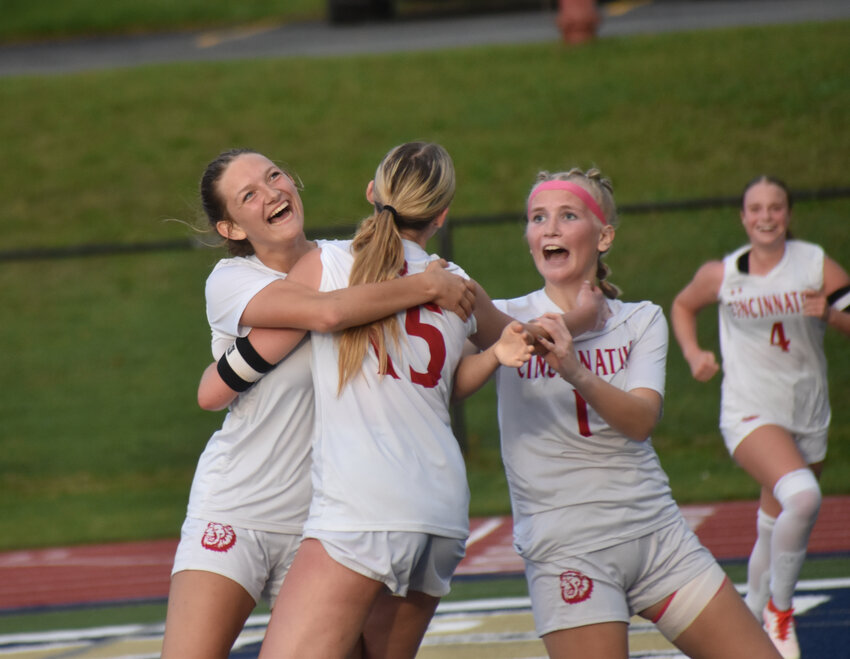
top-left (244, 249), bottom-right (474, 332)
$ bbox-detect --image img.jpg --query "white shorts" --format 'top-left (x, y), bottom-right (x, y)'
top-left (720, 418), bottom-right (828, 464)
top-left (306, 529), bottom-right (465, 598)
top-left (171, 517), bottom-right (301, 607)
top-left (523, 516), bottom-right (719, 637)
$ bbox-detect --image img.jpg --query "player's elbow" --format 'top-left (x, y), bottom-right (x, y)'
top-left (313, 306), bottom-right (348, 333)
top-left (627, 424), bottom-right (655, 443)
top-left (198, 390), bottom-right (228, 412)
top-left (670, 295), bottom-right (689, 320)
top-left (623, 396), bottom-right (662, 442)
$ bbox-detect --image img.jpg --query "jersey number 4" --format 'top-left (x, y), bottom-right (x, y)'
top-left (377, 304), bottom-right (447, 388)
top-left (769, 321), bottom-right (791, 352)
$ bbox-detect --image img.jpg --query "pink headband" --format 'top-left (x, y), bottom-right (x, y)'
top-left (527, 180), bottom-right (608, 225)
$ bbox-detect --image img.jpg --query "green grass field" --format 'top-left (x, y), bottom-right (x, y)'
top-left (1, 13), bottom-right (848, 552)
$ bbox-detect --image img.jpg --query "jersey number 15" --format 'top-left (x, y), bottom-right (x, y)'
top-left (378, 304), bottom-right (447, 388)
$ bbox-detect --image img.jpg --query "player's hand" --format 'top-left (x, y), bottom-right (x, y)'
top-left (802, 288), bottom-right (830, 321)
top-left (522, 321), bottom-right (552, 355)
top-left (686, 349), bottom-right (719, 382)
top-left (493, 321), bottom-right (535, 367)
top-left (425, 259), bottom-right (476, 321)
top-left (576, 280), bottom-right (611, 331)
top-left (533, 313), bottom-right (581, 381)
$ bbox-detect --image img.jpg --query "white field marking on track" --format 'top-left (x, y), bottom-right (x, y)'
top-left (678, 505), bottom-right (716, 532)
top-left (436, 596), bottom-right (531, 613)
top-left (0, 624), bottom-right (164, 645)
top-left (2, 580), bottom-right (846, 657)
top-left (734, 576), bottom-right (850, 594)
top-left (465, 516), bottom-right (504, 546)
top-left (0, 551), bottom-right (172, 569)
top-left (195, 23), bottom-right (281, 48)
top-left (421, 630), bottom-right (541, 646)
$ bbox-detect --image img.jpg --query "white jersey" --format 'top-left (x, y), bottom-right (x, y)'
top-left (718, 240), bottom-right (830, 434)
top-left (304, 240), bottom-right (476, 540)
top-left (494, 292), bottom-right (679, 561)
top-left (185, 255), bottom-right (314, 534)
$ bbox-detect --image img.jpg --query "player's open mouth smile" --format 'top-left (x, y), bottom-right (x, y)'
top-left (268, 201), bottom-right (292, 225)
top-left (543, 245), bottom-right (569, 261)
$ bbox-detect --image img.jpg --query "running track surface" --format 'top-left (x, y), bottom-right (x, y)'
top-left (2, 496), bottom-right (849, 611)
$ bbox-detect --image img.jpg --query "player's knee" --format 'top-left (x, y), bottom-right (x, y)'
top-left (756, 507), bottom-right (777, 531)
top-left (774, 468), bottom-right (821, 521)
top-left (653, 563), bottom-right (727, 641)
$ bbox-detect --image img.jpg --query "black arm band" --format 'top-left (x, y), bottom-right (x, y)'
top-left (216, 336), bottom-right (275, 392)
top-left (827, 285), bottom-right (850, 311)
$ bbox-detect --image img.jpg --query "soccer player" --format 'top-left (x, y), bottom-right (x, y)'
top-left (671, 175), bottom-right (850, 658)
top-left (492, 169), bottom-right (782, 658)
top-left (161, 148), bottom-right (474, 659)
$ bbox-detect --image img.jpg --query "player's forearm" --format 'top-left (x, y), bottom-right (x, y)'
top-left (825, 307), bottom-right (850, 337)
top-left (198, 362), bottom-right (237, 411)
top-left (243, 276), bottom-right (433, 332)
top-left (452, 347), bottom-right (500, 402)
top-left (670, 299), bottom-right (703, 360)
top-left (569, 371), bottom-right (660, 442)
top-left (318, 272), bottom-right (443, 332)
top-left (561, 304), bottom-right (598, 336)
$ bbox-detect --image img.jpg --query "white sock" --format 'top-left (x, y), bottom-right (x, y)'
top-left (769, 468), bottom-right (821, 610)
top-left (745, 508), bottom-right (776, 617)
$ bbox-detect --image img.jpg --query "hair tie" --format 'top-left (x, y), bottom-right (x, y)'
top-left (376, 202), bottom-right (400, 223)
top-left (527, 180), bottom-right (607, 225)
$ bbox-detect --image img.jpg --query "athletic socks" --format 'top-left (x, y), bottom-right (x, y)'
top-left (769, 468), bottom-right (822, 610)
top-left (745, 508), bottom-right (776, 617)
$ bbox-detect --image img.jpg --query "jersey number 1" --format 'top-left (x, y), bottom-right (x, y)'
top-left (573, 390), bottom-right (592, 437)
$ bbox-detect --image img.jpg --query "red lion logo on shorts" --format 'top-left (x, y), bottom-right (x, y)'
top-left (560, 569), bottom-right (593, 604)
top-left (201, 522), bottom-right (236, 552)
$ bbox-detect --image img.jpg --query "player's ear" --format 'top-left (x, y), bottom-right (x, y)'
top-left (216, 220), bottom-right (247, 241)
top-left (597, 225), bottom-right (615, 252)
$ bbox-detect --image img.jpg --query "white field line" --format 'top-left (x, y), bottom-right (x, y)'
top-left (1, 579), bottom-right (847, 652)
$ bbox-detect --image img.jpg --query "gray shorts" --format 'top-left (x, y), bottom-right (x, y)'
top-left (523, 515), bottom-right (719, 636)
top-left (306, 529), bottom-right (465, 598)
top-left (721, 419), bottom-right (828, 464)
top-left (171, 516), bottom-right (301, 607)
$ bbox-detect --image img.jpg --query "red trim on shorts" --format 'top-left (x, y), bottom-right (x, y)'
top-left (651, 592), bottom-right (675, 623)
top-left (651, 574), bottom-right (729, 623)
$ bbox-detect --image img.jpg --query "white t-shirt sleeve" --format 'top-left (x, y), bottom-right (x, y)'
top-left (205, 259), bottom-right (283, 353)
top-left (624, 305), bottom-right (668, 397)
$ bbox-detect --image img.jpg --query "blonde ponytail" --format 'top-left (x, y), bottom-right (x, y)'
top-left (337, 142), bottom-right (456, 391)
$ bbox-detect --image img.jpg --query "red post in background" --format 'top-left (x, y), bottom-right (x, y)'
top-left (557, 0), bottom-right (600, 44)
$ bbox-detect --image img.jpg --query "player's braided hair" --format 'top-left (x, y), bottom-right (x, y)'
top-left (532, 168), bottom-right (621, 299)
